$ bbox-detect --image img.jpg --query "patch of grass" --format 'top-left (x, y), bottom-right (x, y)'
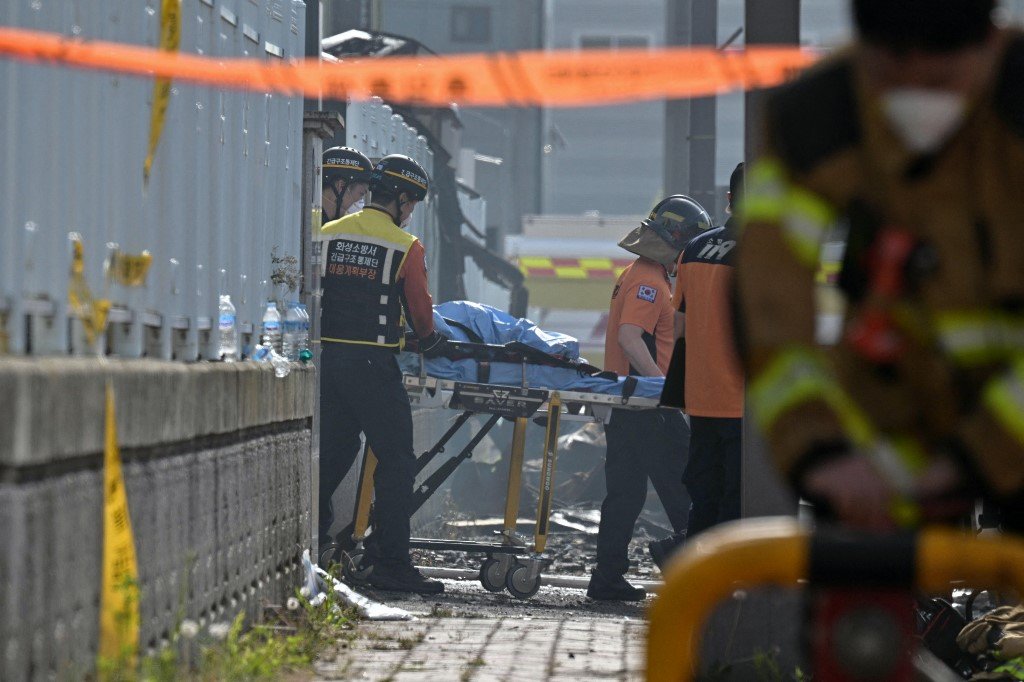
top-left (396, 632), bottom-right (426, 650)
top-left (752, 648), bottom-right (783, 682)
top-left (361, 630), bottom-right (424, 652)
top-left (701, 649), bottom-right (809, 682)
top-left (200, 612), bottom-right (312, 680)
top-left (99, 593), bottom-right (359, 681)
top-left (460, 655), bottom-right (486, 682)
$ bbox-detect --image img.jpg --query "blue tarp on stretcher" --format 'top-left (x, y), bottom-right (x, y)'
top-left (398, 301), bottom-right (665, 399)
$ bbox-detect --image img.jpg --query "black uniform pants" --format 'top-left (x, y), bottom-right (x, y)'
top-left (684, 416), bottom-right (742, 539)
top-left (597, 408), bottom-right (690, 577)
top-left (319, 344), bottom-right (415, 567)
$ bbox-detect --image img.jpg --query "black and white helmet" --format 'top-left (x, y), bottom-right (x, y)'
top-left (369, 154), bottom-right (429, 202)
top-left (323, 146), bottom-right (372, 185)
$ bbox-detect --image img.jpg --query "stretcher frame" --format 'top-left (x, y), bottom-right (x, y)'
top-left (338, 364), bottom-right (662, 599)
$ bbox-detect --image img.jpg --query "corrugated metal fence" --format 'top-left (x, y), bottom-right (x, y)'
top-left (343, 97), bottom-right (496, 307)
top-left (0, 0), bottom-right (306, 360)
top-left (0, 4), bottom-right (495, 360)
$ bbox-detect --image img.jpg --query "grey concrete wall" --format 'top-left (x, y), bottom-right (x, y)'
top-left (0, 359), bottom-right (315, 681)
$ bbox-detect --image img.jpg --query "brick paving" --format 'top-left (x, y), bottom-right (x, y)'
top-left (314, 614), bottom-right (646, 681)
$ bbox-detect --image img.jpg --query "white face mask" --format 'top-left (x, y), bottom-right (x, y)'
top-left (345, 197), bottom-right (365, 215)
top-left (881, 88), bottom-right (967, 153)
top-left (400, 214), bottom-right (412, 229)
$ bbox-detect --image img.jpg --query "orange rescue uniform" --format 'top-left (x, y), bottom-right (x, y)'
top-left (604, 257), bottom-right (675, 375)
top-left (674, 219), bottom-right (744, 418)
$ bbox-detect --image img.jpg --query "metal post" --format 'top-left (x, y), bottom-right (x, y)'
top-left (742, 0), bottom-right (800, 518)
top-left (744, 0), bottom-right (800, 160)
top-left (688, 0), bottom-right (718, 217)
top-left (663, 0), bottom-right (691, 195)
top-left (301, 110), bottom-right (343, 556)
top-left (304, 0), bottom-right (321, 112)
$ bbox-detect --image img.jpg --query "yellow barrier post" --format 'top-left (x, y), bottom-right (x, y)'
top-left (502, 417), bottom-right (529, 542)
top-left (648, 520), bottom-right (1024, 682)
top-left (352, 447), bottom-right (377, 542)
top-left (533, 393), bottom-right (562, 554)
top-left (647, 518), bottom-right (809, 682)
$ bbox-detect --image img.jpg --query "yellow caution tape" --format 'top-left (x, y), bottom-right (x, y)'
top-left (98, 381), bottom-right (140, 672)
top-left (67, 235), bottom-right (111, 347)
top-left (143, 0), bottom-right (181, 183)
top-left (110, 251), bottom-right (153, 288)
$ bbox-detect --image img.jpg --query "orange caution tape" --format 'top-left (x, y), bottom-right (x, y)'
top-left (0, 25), bottom-right (818, 107)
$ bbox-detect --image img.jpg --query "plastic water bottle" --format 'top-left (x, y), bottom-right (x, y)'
top-left (296, 303), bottom-right (312, 363)
top-left (252, 341), bottom-right (291, 378)
top-left (270, 347), bottom-right (291, 378)
top-left (261, 300), bottom-right (282, 354)
top-left (218, 294), bottom-right (239, 362)
top-left (282, 300), bottom-right (302, 361)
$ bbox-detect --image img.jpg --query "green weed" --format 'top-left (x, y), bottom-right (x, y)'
top-left (97, 591), bottom-right (358, 681)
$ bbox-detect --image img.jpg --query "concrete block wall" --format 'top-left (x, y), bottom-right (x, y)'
top-left (0, 358), bottom-right (315, 681)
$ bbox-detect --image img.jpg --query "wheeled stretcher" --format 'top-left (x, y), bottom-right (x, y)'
top-left (334, 346), bottom-right (663, 600)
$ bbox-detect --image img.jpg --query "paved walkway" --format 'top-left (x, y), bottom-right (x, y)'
top-left (314, 614), bottom-right (646, 681)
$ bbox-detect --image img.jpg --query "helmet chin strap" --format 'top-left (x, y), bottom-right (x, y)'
top-left (324, 183), bottom-right (341, 222)
top-left (396, 198), bottom-right (413, 227)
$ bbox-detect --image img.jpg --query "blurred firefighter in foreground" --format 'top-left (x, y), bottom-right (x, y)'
top-left (735, 0), bottom-right (1024, 532)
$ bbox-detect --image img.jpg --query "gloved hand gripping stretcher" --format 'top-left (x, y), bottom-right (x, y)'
top-left (332, 301), bottom-right (670, 599)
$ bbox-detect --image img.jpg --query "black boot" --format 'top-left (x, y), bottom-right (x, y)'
top-left (586, 568), bottom-right (646, 601)
top-left (648, 532), bottom-right (686, 571)
top-left (368, 561), bottom-right (445, 594)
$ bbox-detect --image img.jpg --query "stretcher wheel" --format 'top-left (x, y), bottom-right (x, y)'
top-left (319, 543), bottom-right (341, 568)
top-left (479, 557), bottom-right (509, 593)
top-left (341, 550), bottom-right (373, 583)
top-left (505, 563), bottom-right (541, 599)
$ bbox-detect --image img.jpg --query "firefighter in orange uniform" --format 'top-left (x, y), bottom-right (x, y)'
top-left (588, 195), bottom-right (712, 601)
top-left (669, 163), bottom-right (746, 547)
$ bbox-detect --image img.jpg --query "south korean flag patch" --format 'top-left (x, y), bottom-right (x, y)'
top-left (637, 285), bottom-right (658, 303)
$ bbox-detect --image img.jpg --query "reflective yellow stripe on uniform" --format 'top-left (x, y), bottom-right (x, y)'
top-left (751, 347), bottom-right (929, 524)
top-left (983, 357), bottom-right (1024, 448)
top-left (935, 310), bottom-right (1024, 367)
top-left (749, 346), bottom-right (874, 447)
top-left (742, 158), bottom-right (835, 267)
top-left (991, 658), bottom-right (1024, 681)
